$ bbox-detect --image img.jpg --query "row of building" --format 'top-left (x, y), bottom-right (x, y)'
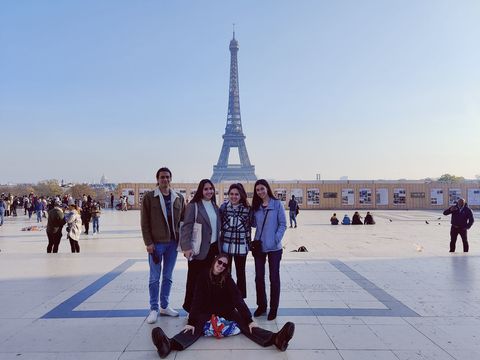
top-left (117, 180), bottom-right (480, 210)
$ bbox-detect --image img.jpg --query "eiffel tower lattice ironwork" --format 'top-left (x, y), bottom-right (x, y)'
top-left (211, 31), bottom-right (257, 183)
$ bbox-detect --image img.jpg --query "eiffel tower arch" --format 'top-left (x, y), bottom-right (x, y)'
top-left (211, 31), bottom-right (257, 183)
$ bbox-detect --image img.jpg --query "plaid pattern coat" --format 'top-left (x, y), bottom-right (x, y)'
top-left (219, 202), bottom-right (252, 255)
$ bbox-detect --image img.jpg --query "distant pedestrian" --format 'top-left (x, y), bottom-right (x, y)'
top-left (81, 196), bottom-right (92, 234)
top-left (23, 196), bottom-right (29, 215)
top-left (11, 196), bottom-right (18, 217)
top-left (34, 198), bottom-right (44, 223)
top-left (364, 212), bottom-right (375, 225)
top-left (42, 197), bottom-right (48, 218)
top-left (65, 204), bottom-right (82, 253)
top-left (27, 198), bottom-right (34, 219)
top-left (288, 195), bottom-right (299, 228)
top-left (121, 196), bottom-right (128, 211)
top-left (0, 197), bottom-right (5, 226)
top-left (330, 213), bottom-right (339, 225)
top-left (110, 193), bottom-right (114, 209)
top-left (91, 201), bottom-right (101, 234)
top-left (341, 214), bottom-right (351, 225)
top-left (443, 198), bottom-right (474, 253)
top-left (46, 200), bottom-right (66, 253)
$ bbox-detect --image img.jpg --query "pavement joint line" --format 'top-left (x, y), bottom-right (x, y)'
top-left (41, 259), bottom-right (419, 319)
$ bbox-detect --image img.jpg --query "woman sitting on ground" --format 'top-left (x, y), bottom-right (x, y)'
top-left (364, 211), bottom-right (375, 225)
top-left (330, 213), bottom-right (339, 225)
top-left (341, 214), bottom-right (351, 225)
top-left (151, 254), bottom-right (295, 358)
top-left (351, 211), bottom-right (363, 225)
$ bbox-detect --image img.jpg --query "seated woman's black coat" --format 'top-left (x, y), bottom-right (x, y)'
top-left (188, 270), bottom-right (253, 326)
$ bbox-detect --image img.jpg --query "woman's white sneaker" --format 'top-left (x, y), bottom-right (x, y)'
top-left (146, 310), bottom-right (158, 324)
top-left (160, 307), bottom-right (179, 317)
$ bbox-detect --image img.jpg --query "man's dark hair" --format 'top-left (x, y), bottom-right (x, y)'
top-left (156, 167), bottom-right (172, 180)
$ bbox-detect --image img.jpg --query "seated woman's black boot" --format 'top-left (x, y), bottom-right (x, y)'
top-left (152, 327), bottom-right (172, 358)
top-left (274, 322), bottom-right (295, 351)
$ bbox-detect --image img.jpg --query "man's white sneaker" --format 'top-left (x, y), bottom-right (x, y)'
top-left (159, 306), bottom-right (179, 317)
top-left (146, 310), bottom-right (158, 324)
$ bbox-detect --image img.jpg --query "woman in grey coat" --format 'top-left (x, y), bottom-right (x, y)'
top-left (65, 204), bottom-right (82, 253)
top-left (180, 179), bottom-right (221, 313)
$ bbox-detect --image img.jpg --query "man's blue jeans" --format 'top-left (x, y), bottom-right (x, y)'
top-left (149, 240), bottom-right (178, 311)
top-left (0, 209), bottom-right (4, 225)
top-left (92, 217), bottom-right (99, 233)
top-left (289, 210), bottom-right (297, 227)
top-left (36, 210), bottom-right (42, 223)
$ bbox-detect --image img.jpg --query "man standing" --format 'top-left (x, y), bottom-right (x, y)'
top-left (91, 201), bottom-right (101, 234)
top-left (288, 195), bottom-right (299, 228)
top-left (141, 167), bottom-right (185, 323)
top-left (46, 200), bottom-right (66, 253)
top-left (110, 193), bottom-right (114, 209)
top-left (0, 196), bottom-right (5, 226)
top-left (443, 198), bottom-right (474, 253)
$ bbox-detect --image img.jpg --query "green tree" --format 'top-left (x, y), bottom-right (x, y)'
top-left (437, 174), bottom-right (465, 182)
top-left (70, 184), bottom-right (96, 199)
top-left (34, 180), bottom-right (63, 197)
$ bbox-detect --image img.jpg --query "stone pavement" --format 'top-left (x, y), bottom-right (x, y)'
top-left (0, 209), bottom-right (479, 360)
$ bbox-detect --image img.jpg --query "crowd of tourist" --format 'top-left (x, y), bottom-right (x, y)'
top-left (0, 192), bottom-right (109, 252)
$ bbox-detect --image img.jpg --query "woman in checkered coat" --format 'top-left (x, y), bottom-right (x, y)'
top-left (219, 183), bottom-right (252, 299)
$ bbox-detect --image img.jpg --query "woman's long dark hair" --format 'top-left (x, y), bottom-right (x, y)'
top-left (209, 253), bottom-right (230, 287)
top-left (252, 179), bottom-right (276, 211)
top-left (228, 183), bottom-right (250, 208)
top-left (191, 179), bottom-right (217, 205)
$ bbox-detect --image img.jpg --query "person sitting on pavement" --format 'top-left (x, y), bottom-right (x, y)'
top-left (341, 214), bottom-right (351, 225)
top-left (330, 213), bottom-right (339, 225)
top-left (364, 211), bottom-right (375, 225)
top-left (351, 211), bottom-right (363, 225)
top-left (151, 254), bottom-right (295, 358)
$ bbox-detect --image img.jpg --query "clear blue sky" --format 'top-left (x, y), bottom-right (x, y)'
top-left (1, 0), bottom-right (479, 184)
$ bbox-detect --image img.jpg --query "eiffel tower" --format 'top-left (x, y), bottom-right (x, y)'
top-left (211, 31), bottom-right (257, 183)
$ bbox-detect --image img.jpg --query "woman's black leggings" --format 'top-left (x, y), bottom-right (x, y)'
top-left (69, 236), bottom-right (80, 253)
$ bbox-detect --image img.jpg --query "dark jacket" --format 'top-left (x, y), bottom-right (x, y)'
top-left (443, 205), bottom-right (474, 229)
top-left (141, 188), bottom-right (185, 246)
top-left (330, 216), bottom-right (339, 225)
top-left (364, 214), bottom-right (375, 225)
top-left (352, 214), bottom-right (363, 225)
top-left (81, 201), bottom-right (92, 222)
top-left (188, 270), bottom-right (252, 326)
top-left (47, 207), bottom-right (66, 233)
top-left (288, 199), bottom-right (298, 212)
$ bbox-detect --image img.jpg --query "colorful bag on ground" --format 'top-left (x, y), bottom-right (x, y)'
top-left (203, 314), bottom-right (241, 338)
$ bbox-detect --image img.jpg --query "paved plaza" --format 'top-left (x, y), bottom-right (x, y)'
top-left (0, 209), bottom-right (479, 360)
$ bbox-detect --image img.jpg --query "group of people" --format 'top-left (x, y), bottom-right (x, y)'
top-left (141, 167), bottom-right (294, 357)
top-left (330, 211), bottom-right (375, 225)
top-left (45, 194), bottom-right (103, 253)
top-left (0, 193), bottom-right (48, 223)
